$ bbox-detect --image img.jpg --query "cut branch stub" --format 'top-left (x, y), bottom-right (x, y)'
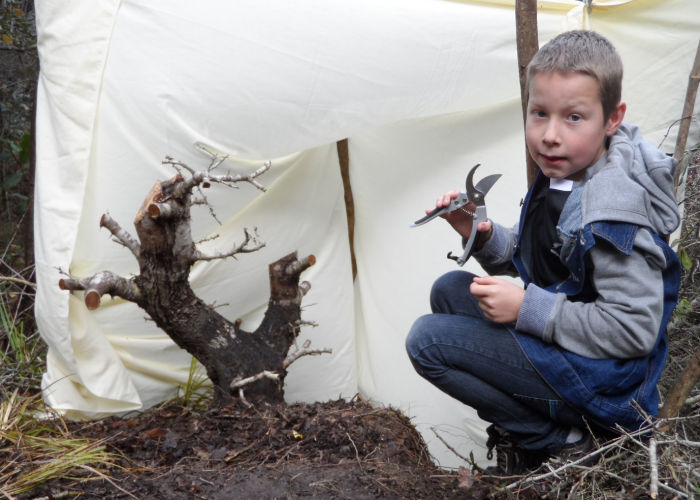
top-left (100, 213), bottom-right (141, 257)
top-left (147, 202), bottom-right (174, 219)
top-left (85, 290), bottom-right (101, 310)
top-left (270, 253), bottom-right (316, 303)
top-left (59, 271), bottom-right (142, 310)
top-left (285, 254), bottom-right (316, 277)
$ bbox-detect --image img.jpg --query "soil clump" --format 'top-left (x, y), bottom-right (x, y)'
top-left (27, 398), bottom-right (497, 499)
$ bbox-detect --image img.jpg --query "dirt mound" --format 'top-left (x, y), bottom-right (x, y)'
top-left (27, 398), bottom-right (486, 499)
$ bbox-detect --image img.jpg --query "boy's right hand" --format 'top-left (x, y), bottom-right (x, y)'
top-left (430, 189), bottom-right (493, 245)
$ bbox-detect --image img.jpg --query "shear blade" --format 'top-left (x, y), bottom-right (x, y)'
top-left (474, 173), bottom-right (502, 199)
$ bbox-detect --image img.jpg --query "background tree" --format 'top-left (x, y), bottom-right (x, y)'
top-left (0, 0), bottom-right (36, 273)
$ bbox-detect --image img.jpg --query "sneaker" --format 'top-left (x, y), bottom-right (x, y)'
top-left (552, 431), bottom-right (597, 465)
top-left (482, 424), bottom-right (549, 476)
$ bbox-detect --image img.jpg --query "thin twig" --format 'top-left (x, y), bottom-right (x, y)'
top-left (193, 228), bottom-right (265, 262)
top-left (649, 437), bottom-right (658, 499)
top-left (76, 464), bottom-right (138, 499)
top-left (505, 433), bottom-right (630, 490)
top-left (430, 427), bottom-right (470, 463)
top-left (346, 432), bottom-right (363, 470)
top-left (0, 276), bottom-right (35, 288)
top-left (282, 348), bottom-right (332, 369)
top-left (230, 370), bottom-right (279, 390)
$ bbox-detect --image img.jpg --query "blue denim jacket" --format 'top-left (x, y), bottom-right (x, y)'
top-left (512, 174), bottom-right (681, 431)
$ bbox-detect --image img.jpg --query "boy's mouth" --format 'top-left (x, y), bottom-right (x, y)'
top-left (540, 153), bottom-right (566, 166)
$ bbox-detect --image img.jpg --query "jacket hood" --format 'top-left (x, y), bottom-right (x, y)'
top-left (580, 123), bottom-right (680, 236)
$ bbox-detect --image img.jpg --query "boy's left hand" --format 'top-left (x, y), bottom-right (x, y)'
top-left (470, 276), bottom-right (525, 323)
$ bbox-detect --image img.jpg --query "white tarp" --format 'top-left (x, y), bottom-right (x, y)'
top-left (35, 0), bottom-right (700, 468)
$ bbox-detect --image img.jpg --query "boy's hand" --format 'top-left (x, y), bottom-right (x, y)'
top-left (429, 190), bottom-right (493, 244)
top-left (470, 276), bottom-right (524, 323)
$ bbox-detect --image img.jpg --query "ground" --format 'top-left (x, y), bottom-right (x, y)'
top-left (25, 398), bottom-right (502, 500)
top-left (10, 150), bottom-right (699, 499)
top-left (16, 151), bottom-right (700, 500)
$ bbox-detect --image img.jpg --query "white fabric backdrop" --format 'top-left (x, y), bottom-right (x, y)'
top-left (35, 0), bottom-right (700, 468)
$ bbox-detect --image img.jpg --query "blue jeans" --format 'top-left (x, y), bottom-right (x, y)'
top-left (406, 270), bottom-right (585, 452)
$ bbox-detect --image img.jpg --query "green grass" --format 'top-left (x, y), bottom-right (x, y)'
top-left (0, 288), bottom-right (45, 394)
top-left (0, 272), bottom-right (123, 497)
top-left (178, 355), bottom-right (213, 409)
top-left (0, 390), bottom-right (127, 498)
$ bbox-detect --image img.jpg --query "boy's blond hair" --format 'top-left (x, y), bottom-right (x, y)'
top-left (527, 30), bottom-right (623, 122)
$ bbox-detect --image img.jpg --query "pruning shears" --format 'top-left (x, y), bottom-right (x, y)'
top-left (411, 163), bottom-right (501, 266)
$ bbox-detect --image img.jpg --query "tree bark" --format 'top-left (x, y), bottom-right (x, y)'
top-left (659, 348), bottom-right (700, 420)
top-left (59, 158), bottom-right (326, 405)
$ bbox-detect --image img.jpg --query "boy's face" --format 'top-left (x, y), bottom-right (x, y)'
top-left (526, 71), bottom-right (625, 180)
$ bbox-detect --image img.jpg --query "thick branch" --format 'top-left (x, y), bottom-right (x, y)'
top-left (268, 253), bottom-right (316, 304)
top-left (252, 252), bottom-right (317, 368)
top-left (100, 214), bottom-right (140, 257)
top-left (59, 271), bottom-right (141, 310)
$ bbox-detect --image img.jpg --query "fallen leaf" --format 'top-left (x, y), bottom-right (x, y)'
top-left (457, 466), bottom-right (475, 489)
top-left (146, 428), bottom-right (167, 440)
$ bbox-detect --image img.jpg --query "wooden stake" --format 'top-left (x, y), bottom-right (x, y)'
top-left (515, 0), bottom-right (540, 187)
top-left (673, 38), bottom-right (700, 191)
top-left (337, 139), bottom-right (357, 279)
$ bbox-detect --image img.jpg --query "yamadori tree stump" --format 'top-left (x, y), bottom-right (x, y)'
top-left (59, 153), bottom-right (329, 405)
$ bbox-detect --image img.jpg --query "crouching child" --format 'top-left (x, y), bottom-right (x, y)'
top-left (405, 30), bottom-right (681, 475)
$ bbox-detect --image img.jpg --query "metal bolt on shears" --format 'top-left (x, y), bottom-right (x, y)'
top-left (410, 163), bottom-right (501, 266)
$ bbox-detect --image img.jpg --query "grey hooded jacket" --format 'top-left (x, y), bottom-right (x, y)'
top-left (475, 123), bottom-right (680, 360)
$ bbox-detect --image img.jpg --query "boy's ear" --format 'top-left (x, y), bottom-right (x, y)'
top-left (605, 101), bottom-right (627, 136)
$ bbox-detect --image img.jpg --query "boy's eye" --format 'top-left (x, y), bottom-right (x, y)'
top-left (569, 114), bottom-right (582, 122)
top-left (534, 110), bottom-right (546, 118)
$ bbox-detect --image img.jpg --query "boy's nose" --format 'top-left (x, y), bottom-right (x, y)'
top-left (542, 121), bottom-right (560, 145)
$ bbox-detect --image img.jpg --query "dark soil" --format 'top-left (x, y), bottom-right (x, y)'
top-left (25, 398), bottom-right (511, 500)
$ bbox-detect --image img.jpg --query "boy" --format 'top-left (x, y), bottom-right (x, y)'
top-left (405, 30), bottom-right (681, 475)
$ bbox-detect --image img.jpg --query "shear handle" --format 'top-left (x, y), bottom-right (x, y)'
top-left (447, 205), bottom-right (487, 266)
top-left (410, 191), bottom-right (470, 227)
